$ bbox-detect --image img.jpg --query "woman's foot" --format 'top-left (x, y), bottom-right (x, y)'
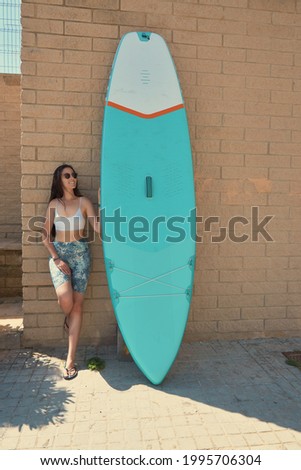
top-left (63, 363), bottom-right (78, 380)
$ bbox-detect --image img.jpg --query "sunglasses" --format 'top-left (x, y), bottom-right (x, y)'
top-left (63, 172), bottom-right (77, 179)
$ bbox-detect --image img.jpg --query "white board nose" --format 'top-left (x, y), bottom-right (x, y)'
top-left (106, 32), bottom-right (184, 116)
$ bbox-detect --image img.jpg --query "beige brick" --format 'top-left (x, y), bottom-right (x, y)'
top-left (245, 154), bottom-right (290, 168)
top-left (221, 141), bottom-right (268, 155)
top-left (64, 78), bottom-right (101, 93)
top-left (247, 23), bottom-right (294, 40)
top-left (22, 326), bottom-right (63, 343)
top-left (224, 114), bottom-right (270, 129)
top-left (199, 18), bottom-right (246, 35)
top-left (178, 58), bottom-right (221, 76)
top-left (37, 33), bottom-right (92, 51)
top-left (223, 87), bottom-right (270, 102)
top-left (21, 118), bottom-right (35, 132)
top-left (272, 116), bottom-right (301, 130)
top-left (220, 270), bottom-right (266, 283)
top-left (242, 306), bottom-right (286, 319)
top-left (64, 134), bottom-right (93, 149)
top-left (22, 90), bottom-right (36, 104)
top-left (243, 282), bottom-right (287, 294)
top-left (198, 73), bottom-right (244, 88)
top-left (272, 142), bottom-right (301, 156)
top-left (37, 4), bottom-right (91, 22)
top-left (185, 321), bottom-right (218, 338)
top-left (246, 128), bottom-right (291, 143)
top-left (23, 273), bottom-right (52, 287)
top-left (22, 104), bottom-right (63, 119)
top-left (93, 37), bottom-right (122, 54)
top-left (218, 320), bottom-right (264, 333)
top-left (272, 91), bottom-right (301, 104)
top-left (224, 34), bottom-right (272, 51)
top-left (293, 80), bottom-right (301, 92)
top-left (23, 259), bottom-right (37, 272)
top-left (197, 126), bottom-right (243, 141)
top-left (147, 13), bottom-right (196, 31)
top-left (23, 287), bottom-right (37, 300)
top-left (287, 306), bottom-right (301, 318)
top-left (22, 132), bottom-right (63, 147)
top-left (198, 45), bottom-right (246, 62)
top-left (38, 90), bottom-right (91, 106)
top-left (22, 32), bottom-right (36, 47)
top-left (21, 175), bottom-right (37, 189)
top-left (23, 0), bottom-right (64, 4)
top-left (36, 119), bottom-right (91, 134)
top-left (22, 48), bottom-right (63, 64)
top-left (174, 30), bottom-right (222, 47)
top-left (21, 3), bottom-right (35, 17)
top-left (247, 49), bottom-right (293, 65)
top-left (94, 10), bottom-right (146, 29)
top-left (249, 0), bottom-right (296, 13)
top-left (195, 282), bottom-right (241, 296)
top-left (37, 62), bottom-right (91, 79)
top-left (194, 308), bottom-right (241, 321)
top-left (246, 102), bottom-right (292, 116)
top-left (22, 76), bottom-right (63, 91)
top-left (66, 0), bottom-right (119, 9)
top-left (173, 3), bottom-right (223, 20)
top-left (199, 100), bottom-right (244, 115)
top-left (247, 76), bottom-right (292, 91)
top-left (265, 318), bottom-right (301, 331)
top-left (223, 61), bottom-right (270, 77)
top-left (218, 294), bottom-right (264, 308)
top-left (267, 269), bottom-right (301, 282)
top-left (292, 156), bottom-right (301, 167)
top-left (22, 18), bottom-right (64, 34)
top-left (65, 22), bottom-right (118, 38)
top-left (121, 0), bottom-right (172, 15)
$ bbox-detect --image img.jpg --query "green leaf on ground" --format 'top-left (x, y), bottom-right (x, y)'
top-left (86, 357), bottom-right (106, 371)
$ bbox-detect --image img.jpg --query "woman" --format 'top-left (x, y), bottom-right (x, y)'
top-left (43, 164), bottom-right (100, 380)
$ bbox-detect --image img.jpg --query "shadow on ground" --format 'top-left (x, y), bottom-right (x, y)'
top-left (97, 338), bottom-right (301, 434)
top-left (1, 338), bottom-right (301, 437)
top-left (0, 349), bottom-right (73, 431)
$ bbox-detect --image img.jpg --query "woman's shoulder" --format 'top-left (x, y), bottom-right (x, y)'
top-left (80, 196), bottom-right (92, 205)
top-left (48, 198), bottom-right (58, 209)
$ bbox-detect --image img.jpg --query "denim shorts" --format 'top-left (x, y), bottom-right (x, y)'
top-left (49, 240), bottom-right (91, 294)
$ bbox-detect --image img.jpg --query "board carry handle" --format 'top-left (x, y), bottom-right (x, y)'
top-left (146, 176), bottom-right (153, 198)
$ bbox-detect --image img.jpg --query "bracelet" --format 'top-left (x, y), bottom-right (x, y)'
top-left (52, 257), bottom-right (60, 261)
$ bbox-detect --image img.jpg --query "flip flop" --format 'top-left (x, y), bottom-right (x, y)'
top-left (63, 365), bottom-right (78, 381)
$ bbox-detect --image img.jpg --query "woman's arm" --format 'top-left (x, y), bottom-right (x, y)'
top-left (42, 201), bottom-right (59, 258)
top-left (42, 201), bottom-right (71, 275)
top-left (83, 196), bottom-right (101, 234)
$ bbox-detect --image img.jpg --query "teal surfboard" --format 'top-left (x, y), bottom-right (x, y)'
top-left (101, 32), bottom-right (195, 385)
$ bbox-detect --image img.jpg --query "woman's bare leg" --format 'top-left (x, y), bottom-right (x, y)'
top-left (65, 291), bottom-right (84, 369)
top-left (55, 283), bottom-right (84, 370)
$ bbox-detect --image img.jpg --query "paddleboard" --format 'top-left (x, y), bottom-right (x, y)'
top-left (101, 32), bottom-right (196, 385)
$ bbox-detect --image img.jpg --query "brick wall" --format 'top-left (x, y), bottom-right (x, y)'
top-left (0, 74), bottom-right (21, 240)
top-left (21, 0), bottom-right (301, 347)
top-left (0, 240), bottom-right (22, 297)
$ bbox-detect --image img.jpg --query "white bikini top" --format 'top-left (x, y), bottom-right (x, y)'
top-left (54, 197), bottom-right (86, 232)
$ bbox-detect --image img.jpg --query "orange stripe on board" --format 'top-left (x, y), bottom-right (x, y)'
top-left (107, 101), bottom-right (184, 119)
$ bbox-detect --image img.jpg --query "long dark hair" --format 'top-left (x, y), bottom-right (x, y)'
top-left (49, 164), bottom-right (82, 203)
top-left (49, 164), bottom-right (83, 239)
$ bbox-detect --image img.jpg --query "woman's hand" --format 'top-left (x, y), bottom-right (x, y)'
top-left (54, 258), bottom-right (71, 275)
